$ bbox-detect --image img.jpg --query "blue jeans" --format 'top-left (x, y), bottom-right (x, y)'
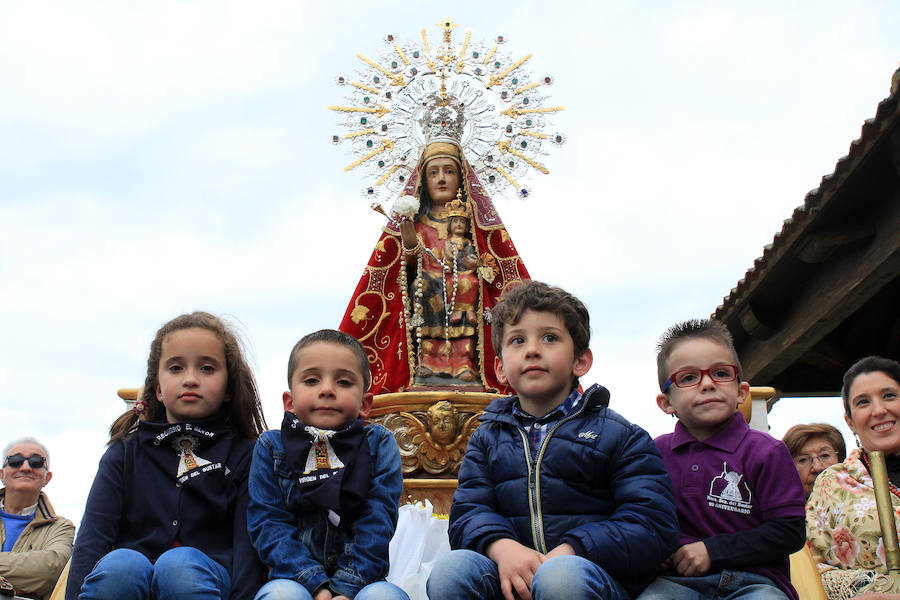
top-left (254, 579), bottom-right (409, 600)
top-left (637, 571), bottom-right (788, 600)
top-left (78, 547), bottom-right (231, 600)
top-left (426, 549), bottom-right (629, 600)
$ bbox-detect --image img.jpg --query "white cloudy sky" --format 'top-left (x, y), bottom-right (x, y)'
top-left (2, 2), bottom-right (898, 527)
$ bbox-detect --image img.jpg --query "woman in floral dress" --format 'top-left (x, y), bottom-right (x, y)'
top-left (806, 356), bottom-right (900, 599)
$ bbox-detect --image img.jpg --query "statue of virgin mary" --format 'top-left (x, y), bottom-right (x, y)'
top-left (331, 20), bottom-right (563, 395)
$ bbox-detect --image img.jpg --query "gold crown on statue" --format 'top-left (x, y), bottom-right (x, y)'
top-left (445, 194), bottom-right (471, 219)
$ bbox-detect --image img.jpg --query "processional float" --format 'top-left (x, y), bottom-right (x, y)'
top-left (329, 18), bottom-right (566, 512)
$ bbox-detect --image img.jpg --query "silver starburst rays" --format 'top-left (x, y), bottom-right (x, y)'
top-left (329, 18), bottom-right (565, 204)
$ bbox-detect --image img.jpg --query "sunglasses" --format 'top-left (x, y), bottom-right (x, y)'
top-left (3, 454), bottom-right (47, 469)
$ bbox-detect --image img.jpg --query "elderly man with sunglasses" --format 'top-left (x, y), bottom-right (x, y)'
top-left (0, 437), bottom-right (74, 600)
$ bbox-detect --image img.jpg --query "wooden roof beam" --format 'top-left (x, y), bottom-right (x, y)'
top-left (738, 196), bottom-right (900, 384)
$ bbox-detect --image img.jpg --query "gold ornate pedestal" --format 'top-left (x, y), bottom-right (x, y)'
top-left (368, 390), bottom-right (501, 514)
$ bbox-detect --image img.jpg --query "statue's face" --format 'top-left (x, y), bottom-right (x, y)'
top-left (424, 157), bottom-right (459, 205)
top-left (449, 216), bottom-right (468, 236)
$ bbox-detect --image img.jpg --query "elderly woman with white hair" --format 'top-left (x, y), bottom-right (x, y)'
top-left (0, 436), bottom-right (74, 600)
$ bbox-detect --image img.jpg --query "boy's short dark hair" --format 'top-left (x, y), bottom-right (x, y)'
top-left (491, 280), bottom-right (591, 358)
top-left (656, 319), bottom-right (742, 391)
top-left (287, 329), bottom-right (371, 391)
top-left (841, 355), bottom-right (900, 417)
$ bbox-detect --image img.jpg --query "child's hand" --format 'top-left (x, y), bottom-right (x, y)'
top-left (545, 543), bottom-right (576, 559)
top-left (487, 538), bottom-right (546, 600)
top-left (670, 541), bottom-right (711, 576)
top-left (313, 588), bottom-right (333, 600)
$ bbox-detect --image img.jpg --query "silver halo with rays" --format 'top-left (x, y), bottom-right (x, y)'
top-left (328, 17), bottom-right (565, 205)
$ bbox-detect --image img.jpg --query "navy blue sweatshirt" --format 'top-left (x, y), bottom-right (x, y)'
top-left (66, 416), bottom-right (263, 600)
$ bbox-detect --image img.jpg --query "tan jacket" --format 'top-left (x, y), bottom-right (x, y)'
top-left (0, 489), bottom-right (74, 600)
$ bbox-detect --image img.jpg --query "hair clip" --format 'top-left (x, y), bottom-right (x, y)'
top-left (133, 399), bottom-right (148, 417)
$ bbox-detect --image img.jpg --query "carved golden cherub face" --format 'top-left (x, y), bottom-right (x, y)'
top-left (426, 401), bottom-right (458, 445)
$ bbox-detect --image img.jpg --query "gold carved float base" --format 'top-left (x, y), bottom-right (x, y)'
top-left (401, 478), bottom-right (458, 515)
top-left (369, 390), bottom-right (503, 513)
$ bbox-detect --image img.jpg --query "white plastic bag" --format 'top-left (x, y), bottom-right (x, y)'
top-left (387, 500), bottom-right (451, 600)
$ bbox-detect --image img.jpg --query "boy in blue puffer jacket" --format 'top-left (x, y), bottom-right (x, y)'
top-left (427, 281), bottom-right (679, 600)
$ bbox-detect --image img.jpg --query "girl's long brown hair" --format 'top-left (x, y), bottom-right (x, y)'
top-left (109, 312), bottom-right (267, 444)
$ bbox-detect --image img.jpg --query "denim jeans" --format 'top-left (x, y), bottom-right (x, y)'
top-left (78, 546), bottom-right (231, 600)
top-left (426, 549), bottom-right (629, 600)
top-left (637, 571), bottom-right (789, 600)
top-left (254, 579), bottom-right (409, 600)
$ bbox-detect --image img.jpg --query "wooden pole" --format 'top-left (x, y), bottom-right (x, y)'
top-left (869, 451), bottom-right (900, 574)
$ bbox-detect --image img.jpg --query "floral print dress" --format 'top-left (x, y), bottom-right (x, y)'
top-left (806, 449), bottom-right (900, 599)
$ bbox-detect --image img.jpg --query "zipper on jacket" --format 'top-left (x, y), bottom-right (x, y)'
top-left (522, 388), bottom-right (596, 553)
top-left (515, 428), bottom-right (543, 552)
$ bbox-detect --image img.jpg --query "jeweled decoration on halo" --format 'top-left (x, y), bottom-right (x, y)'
top-left (328, 17), bottom-right (565, 203)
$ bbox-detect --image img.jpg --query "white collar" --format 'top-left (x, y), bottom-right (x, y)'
top-left (0, 498), bottom-right (38, 516)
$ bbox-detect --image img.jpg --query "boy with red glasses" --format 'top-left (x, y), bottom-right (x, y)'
top-left (639, 319), bottom-right (806, 600)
